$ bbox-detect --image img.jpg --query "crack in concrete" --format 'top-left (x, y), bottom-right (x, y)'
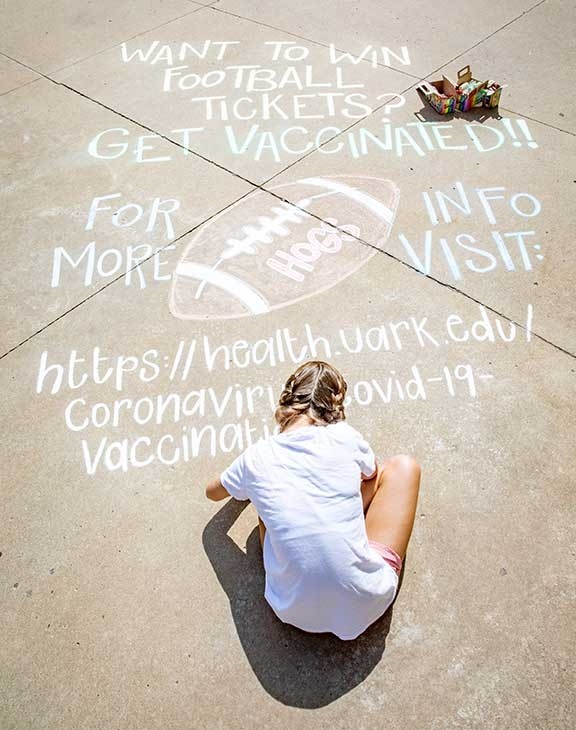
top-left (498, 107), bottom-right (574, 137)
top-left (0, 6), bottom-right (205, 83)
top-left (3, 71), bottom-right (573, 362)
top-left (1, 121), bottom-right (573, 362)
top-left (0, 186), bottom-right (256, 361)
top-left (259, 78), bottom-right (421, 186)
top-left (208, 0), bottom-right (549, 83)
top-left (0, 74), bottom-right (42, 98)
top-left (3, 177), bottom-right (572, 361)
top-left (207, 4), bottom-right (422, 82)
top-left (252, 190), bottom-right (576, 360)
top-left (1, 0), bottom-right (573, 363)
top-left (422, 0), bottom-right (550, 80)
top-left (35, 6), bottom-right (206, 80)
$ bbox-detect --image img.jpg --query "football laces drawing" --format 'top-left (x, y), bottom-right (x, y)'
top-left (169, 175), bottom-right (400, 320)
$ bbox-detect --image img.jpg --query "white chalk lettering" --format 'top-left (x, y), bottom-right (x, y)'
top-left (120, 40), bottom-right (240, 65)
top-left (51, 243), bottom-right (175, 289)
top-left (328, 44), bottom-right (411, 68)
top-left (85, 193), bottom-right (179, 239)
top-left (397, 229), bottom-right (541, 281)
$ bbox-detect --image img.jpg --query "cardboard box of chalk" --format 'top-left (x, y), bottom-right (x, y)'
top-left (418, 65), bottom-right (504, 114)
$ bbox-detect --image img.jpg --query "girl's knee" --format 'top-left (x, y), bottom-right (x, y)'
top-left (388, 454), bottom-right (421, 479)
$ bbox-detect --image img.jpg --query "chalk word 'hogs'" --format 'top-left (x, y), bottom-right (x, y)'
top-left (169, 176), bottom-right (399, 320)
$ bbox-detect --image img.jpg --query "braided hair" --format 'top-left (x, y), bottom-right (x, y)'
top-left (274, 360), bottom-right (347, 432)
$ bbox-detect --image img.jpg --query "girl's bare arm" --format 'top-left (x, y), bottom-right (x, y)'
top-left (205, 476), bottom-right (231, 501)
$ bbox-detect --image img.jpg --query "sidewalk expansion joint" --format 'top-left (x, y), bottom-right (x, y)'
top-left (1, 12), bottom-right (572, 363)
top-left (422, 0), bottom-right (549, 80)
top-left (207, 5), bottom-right (422, 82)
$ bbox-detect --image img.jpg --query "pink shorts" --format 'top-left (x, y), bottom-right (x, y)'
top-left (368, 540), bottom-right (403, 576)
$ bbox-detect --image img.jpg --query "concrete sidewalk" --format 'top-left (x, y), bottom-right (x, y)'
top-left (1, 1), bottom-right (574, 728)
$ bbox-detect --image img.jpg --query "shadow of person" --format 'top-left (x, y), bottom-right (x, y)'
top-left (202, 498), bottom-right (405, 708)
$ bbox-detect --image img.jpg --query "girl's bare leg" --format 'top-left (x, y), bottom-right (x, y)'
top-left (258, 514), bottom-right (266, 549)
top-left (362, 455), bottom-right (421, 560)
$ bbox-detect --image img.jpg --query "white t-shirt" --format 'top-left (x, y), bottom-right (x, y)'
top-left (220, 420), bottom-right (398, 640)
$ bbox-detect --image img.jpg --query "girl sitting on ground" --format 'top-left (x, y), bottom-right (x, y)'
top-left (206, 360), bottom-right (421, 641)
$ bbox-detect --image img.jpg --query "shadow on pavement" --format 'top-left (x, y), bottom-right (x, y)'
top-left (203, 498), bottom-right (405, 708)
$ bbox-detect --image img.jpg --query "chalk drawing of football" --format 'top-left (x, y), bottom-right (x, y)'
top-left (169, 175), bottom-right (400, 320)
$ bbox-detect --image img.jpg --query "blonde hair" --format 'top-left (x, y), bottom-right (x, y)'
top-left (274, 360), bottom-right (347, 432)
